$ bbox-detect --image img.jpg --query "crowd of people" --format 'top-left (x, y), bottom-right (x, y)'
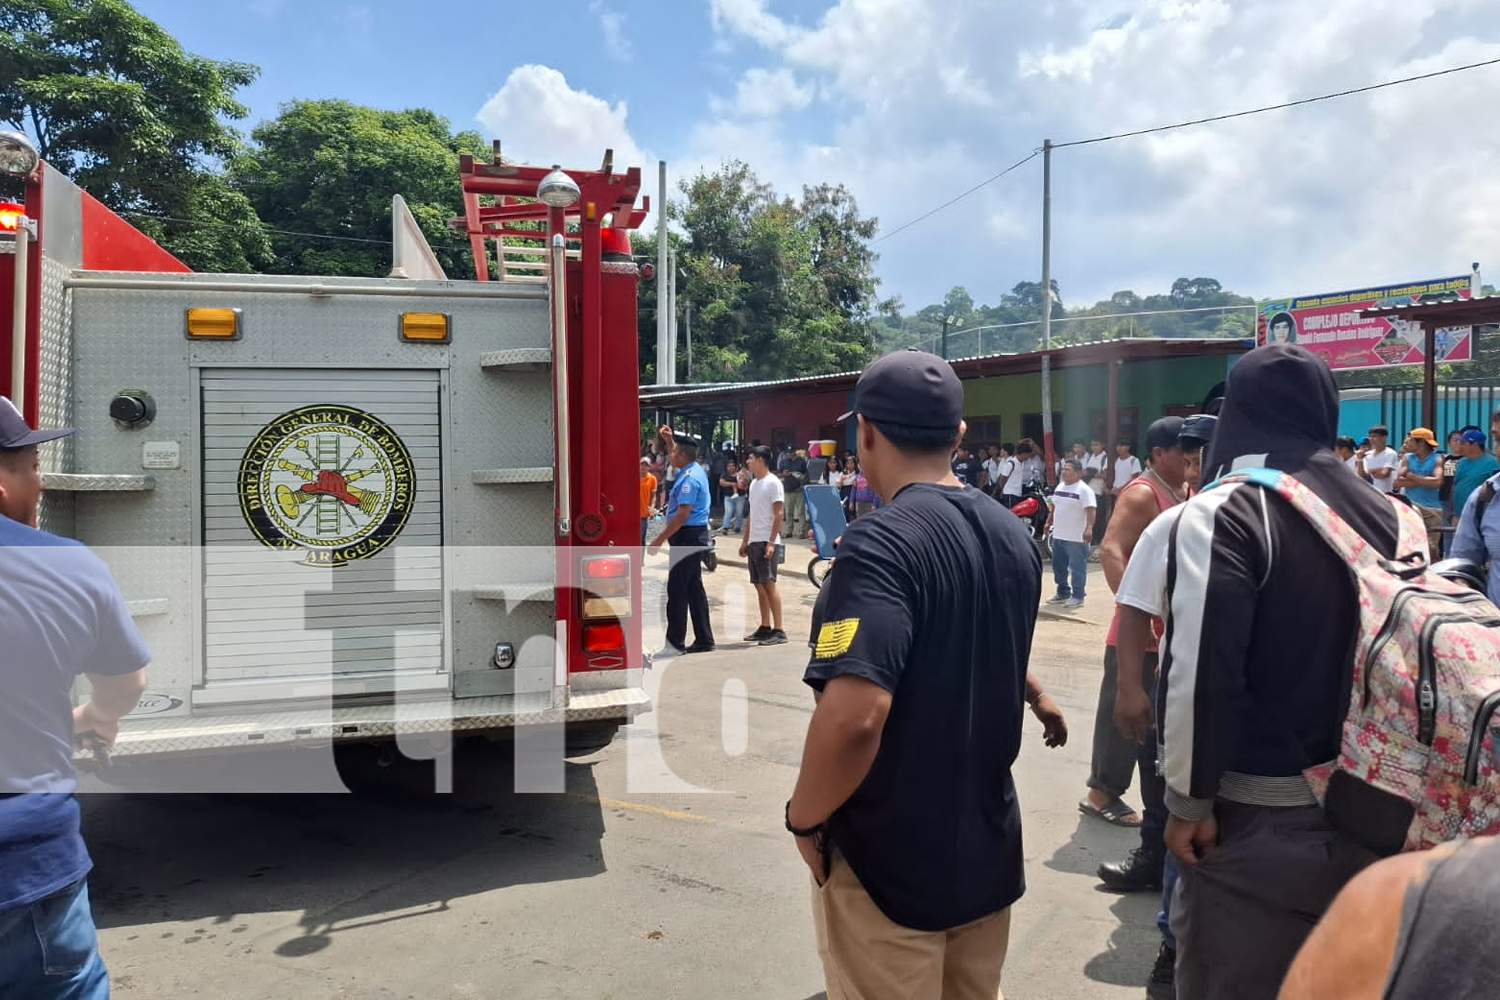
top-left (641, 438), bottom-right (882, 543)
top-left (775, 345), bottom-right (1500, 1000)
top-left (15, 340), bottom-right (1500, 998)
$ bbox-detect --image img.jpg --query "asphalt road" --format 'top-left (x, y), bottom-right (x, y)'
top-left (82, 547), bottom-right (1158, 999)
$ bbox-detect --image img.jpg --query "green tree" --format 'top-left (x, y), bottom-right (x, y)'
top-left (230, 101), bottom-right (487, 278)
top-left (653, 161), bottom-right (883, 381)
top-left (0, 0), bottom-right (270, 271)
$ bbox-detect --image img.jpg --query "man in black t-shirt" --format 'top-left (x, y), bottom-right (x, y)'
top-left (787, 349), bottom-right (1064, 998)
top-left (950, 444), bottom-right (981, 487)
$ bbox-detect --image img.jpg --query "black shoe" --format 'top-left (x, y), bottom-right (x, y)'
top-left (1146, 942), bottom-right (1175, 1000)
top-left (743, 626), bottom-right (773, 642)
top-left (758, 630), bottom-right (788, 646)
top-left (1097, 848), bottom-right (1164, 893)
top-left (684, 642), bottom-right (716, 654)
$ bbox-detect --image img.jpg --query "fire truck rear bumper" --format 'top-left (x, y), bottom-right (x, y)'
top-left (78, 688), bottom-right (650, 761)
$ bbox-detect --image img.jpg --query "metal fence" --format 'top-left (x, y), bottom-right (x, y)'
top-left (1383, 382), bottom-right (1500, 438)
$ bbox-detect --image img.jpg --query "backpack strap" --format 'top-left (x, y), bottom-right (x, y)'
top-left (1209, 467), bottom-right (1429, 572)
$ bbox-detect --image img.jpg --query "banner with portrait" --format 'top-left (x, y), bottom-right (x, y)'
top-left (1256, 276), bottom-right (1474, 371)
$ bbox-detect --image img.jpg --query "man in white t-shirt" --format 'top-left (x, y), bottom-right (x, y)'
top-left (1004, 443), bottom-right (1034, 504)
top-left (981, 446), bottom-right (1004, 497)
top-left (1110, 413), bottom-right (1215, 1000)
top-left (1357, 426), bottom-right (1399, 494)
top-left (740, 444), bottom-right (788, 646)
top-left (1111, 442), bottom-right (1143, 494)
top-left (1084, 438), bottom-right (1110, 483)
top-left (1044, 459), bottom-right (1096, 609)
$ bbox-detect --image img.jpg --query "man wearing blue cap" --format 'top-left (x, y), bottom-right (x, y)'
top-left (1450, 427), bottom-right (1497, 520)
top-left (649, 425), bottom-right (716, 655)
top-left (0, 396), bottom-right (151, 999)
top-left (786, 350), bottom-right (1063, 999)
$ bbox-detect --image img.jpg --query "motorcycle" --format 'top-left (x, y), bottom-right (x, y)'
top-left (1009, 481), bottom-right (1053, 562)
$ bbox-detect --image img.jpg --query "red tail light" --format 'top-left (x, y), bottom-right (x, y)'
top-left (583, 623), bottom-right (626, 653)
top-left (584, 557), bottom-right (629, 579)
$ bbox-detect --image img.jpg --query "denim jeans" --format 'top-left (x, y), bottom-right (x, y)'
top-left (1051, 538), bottom-right (1089, 600)
top-left (0, 880), bottom-right (109, 1000)
top-left (722, 494), bottom-right (746, 531)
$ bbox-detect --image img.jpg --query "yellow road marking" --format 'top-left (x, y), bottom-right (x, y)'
top-left (568, 793), bottom-right (713, 823)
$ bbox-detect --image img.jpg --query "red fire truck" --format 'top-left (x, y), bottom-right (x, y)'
top-left (0, 135), bottom-right (650, 766)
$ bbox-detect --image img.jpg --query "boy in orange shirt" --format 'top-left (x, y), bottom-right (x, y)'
top-left (640, 457), bottom-right (658, 546)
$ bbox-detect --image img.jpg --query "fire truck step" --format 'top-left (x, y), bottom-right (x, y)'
top-left (42, 473), bottom-right (156, 492)
top-left (471, 467), bottom-right (554, 484)
top-left (478, 348), bottom-right (552, 370)
top-left (469, 583), bottom-right (555, 603)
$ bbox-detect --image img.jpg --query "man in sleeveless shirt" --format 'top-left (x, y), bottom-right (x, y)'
top-left (1278, 835), bottom-right (1499, 1000)
top-left (1085, 418), bottom-right (1187, 897)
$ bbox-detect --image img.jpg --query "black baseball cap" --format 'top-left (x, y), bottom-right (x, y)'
top-left (0, 397), bottom-right (73, 449)
top-left (838, 349), bottom-right (963, 430)
top-left (1144, 416), bottom-right (1186, 453)
top-left (1179, 414), bottom-right (1218, 447)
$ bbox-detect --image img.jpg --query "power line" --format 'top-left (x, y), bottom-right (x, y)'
top-left (876, 55), bottom-right (1500, 241)
top-left (894, 303), bottom-right (1257, 352)
top-left (1054, 56), bottom-right (1500, 149)
top-left (875, 151), bottom-right (1039, 243)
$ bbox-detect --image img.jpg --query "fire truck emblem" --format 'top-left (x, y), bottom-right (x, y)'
top-left (238, 405), bottom-right (415, 565)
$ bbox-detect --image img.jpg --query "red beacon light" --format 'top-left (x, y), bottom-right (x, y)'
top-left (0, 201), bottom-right (25, 233)
top-left (600, 223), bottom-right (632, 262)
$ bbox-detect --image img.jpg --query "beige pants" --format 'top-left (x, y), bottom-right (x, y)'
top-left (1417, 504), bottom-right (1444, 562)
top-left (811, 854), bottom-right (1011, 1000)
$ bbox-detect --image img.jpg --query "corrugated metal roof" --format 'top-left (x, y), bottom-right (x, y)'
top-left (638, 337), bottom-right (1252, 402)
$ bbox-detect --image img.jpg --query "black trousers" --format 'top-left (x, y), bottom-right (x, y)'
top-left (666, 525), bottom-right (714, 649)
top-left (1090, 648), bottom-right (1166, 862)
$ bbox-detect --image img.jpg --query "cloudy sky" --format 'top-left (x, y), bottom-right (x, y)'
top-left (139, 0), bottom-right (1500, 311)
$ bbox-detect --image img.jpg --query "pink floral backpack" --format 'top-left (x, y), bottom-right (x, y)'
top-left (1213, 468), bottom-right (1500, 853)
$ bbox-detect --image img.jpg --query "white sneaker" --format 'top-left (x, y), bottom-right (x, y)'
top-left (1065, 598), bottom-right (1085, 609)
top-left (1045, 595), bottom-right (1069, 605)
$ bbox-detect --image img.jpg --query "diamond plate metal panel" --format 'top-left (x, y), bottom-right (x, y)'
top-left (472, 468), bottom-right (554, 484)
top-left (44, 473), bottom-right (156, 491)
top-left (478, 348), bottom-right (551, 369)
top-left (36, 257), bottom-right (76, 536)
top-left (78, 688), bottom-right (646, 760)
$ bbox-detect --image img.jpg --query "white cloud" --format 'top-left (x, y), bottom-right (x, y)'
top-left (709, 0), bottom-right (801, 48)
top-left (476, 65), bottom-right (651, 173)
top-left (711, 67), bottom-right (815, 118)
top-left (692, 0), bottom-right (1500, 310)
top-left (589, 2), bottom-right (633, 63)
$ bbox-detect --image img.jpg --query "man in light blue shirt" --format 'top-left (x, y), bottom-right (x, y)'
top-left (1450, 471), bottom-right (1500, 607)
top-left (648, 426), bottom-right (715, 655)
top-left (0, 397), bottom-right (151, 1000)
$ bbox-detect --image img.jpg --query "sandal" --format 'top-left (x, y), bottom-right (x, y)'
top-left (1079, 797), bottom-right (1142, 827)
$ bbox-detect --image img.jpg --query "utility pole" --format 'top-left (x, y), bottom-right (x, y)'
top-left (656, 161), bottom-right (674, 386)
top-left (686, 300), bottom-right (693, 382)
top-left (667, 248), bottom-right (677, 384)
top-left (1039, 139), bottom-right (1056, 485)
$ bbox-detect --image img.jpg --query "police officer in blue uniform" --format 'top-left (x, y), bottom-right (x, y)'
top-left (649, 425), bottom-right (716, 654)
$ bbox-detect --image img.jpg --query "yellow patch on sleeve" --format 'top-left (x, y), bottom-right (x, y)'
top-left (814, 618), bottom-right (861, 659)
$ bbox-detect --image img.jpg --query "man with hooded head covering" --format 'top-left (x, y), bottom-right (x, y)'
top-left (1155, 345), bottom-right (1401, 997)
